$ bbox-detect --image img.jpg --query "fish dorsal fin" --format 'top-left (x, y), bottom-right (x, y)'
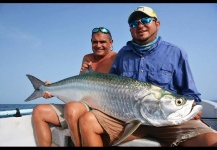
top-left (112, 120), bottom-right (142, 146)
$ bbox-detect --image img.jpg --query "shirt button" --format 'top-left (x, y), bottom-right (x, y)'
top-left (141, 70), bottom-right (144, 72)
top-left (141, 57), bottom-right (145, 60)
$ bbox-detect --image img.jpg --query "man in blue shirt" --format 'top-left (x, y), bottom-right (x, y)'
top-left (75, 6), bottom-right (217, 147)
top-left (110, 35), bottom-right (201, 103)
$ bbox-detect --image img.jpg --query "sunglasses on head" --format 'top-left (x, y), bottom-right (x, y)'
top-left (92, 27), bottom-right (111, 35)
top-left (129, 17), bottom-right (156, 28)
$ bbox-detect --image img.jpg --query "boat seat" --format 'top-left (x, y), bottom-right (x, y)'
top-left (51, 127), bottom-right (161, 147)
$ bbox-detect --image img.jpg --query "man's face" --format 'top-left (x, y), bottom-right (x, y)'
top-left (91, 32), bottom-right (113, 57)
top-left (129, 14), bottom-right (160, 45)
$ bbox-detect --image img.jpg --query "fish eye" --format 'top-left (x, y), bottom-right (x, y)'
top-left (175, 98), bottom-right (185, 106)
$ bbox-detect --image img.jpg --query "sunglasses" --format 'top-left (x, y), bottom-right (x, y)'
top-left (129, 17), bottom-right (156, 28)
top-left (92, 27), bottom-right (111, 35)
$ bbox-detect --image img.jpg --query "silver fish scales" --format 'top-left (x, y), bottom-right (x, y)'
top-left (25, 69), bottom-right (202, 146)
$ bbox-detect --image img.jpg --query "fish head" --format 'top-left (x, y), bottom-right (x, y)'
top-left (139, 87), bottom-right (202, 126)
top-left (160, 94), bottom-right (195, 120)
top-left (160, 94), bottom-right (203, 125)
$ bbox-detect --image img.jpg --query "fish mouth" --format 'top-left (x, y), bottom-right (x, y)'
top-left (168, 103), bottom-right (202, 123)
top-left (167, 100), bottom-right (194, 120)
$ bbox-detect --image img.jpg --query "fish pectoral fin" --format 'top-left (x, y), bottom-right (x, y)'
top-left (112, 120), bottom-right (142, 146)
top-left (80, 96), bottom-right (95, 106)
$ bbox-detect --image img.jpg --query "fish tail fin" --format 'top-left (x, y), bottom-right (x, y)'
top-left (25, 74), bottom-right (44, 102)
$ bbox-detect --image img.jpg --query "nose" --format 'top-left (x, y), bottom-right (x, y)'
top-left (137, 21), bottom-right (144, 28)
top-left (95, 42), bottom-right (102, 47)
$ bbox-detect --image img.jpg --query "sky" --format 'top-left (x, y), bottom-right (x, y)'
top-left (0, 3), bottom-right (217, 104)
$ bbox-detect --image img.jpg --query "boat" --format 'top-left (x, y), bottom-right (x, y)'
top-left (0, 109), bottom-right (33, 117)
top-left (0, 99), bottom-right (216, 147)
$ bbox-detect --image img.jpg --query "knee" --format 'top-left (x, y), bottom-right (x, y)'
top-left (203, 132), bottom-right (217, 146)
top-left (64, 102), bottom-right (81, 121)
top-left (79, 112), bottom-right (104, 135)
top-left (32, 104), bottom-right (46, 118)
top-left (79, 112), bottom-right (95, 128)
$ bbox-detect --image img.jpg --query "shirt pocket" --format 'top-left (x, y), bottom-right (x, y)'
top-left (122, 71), bottom-right (138, 79)
top-left (148, 66), bottom-right (173, 86)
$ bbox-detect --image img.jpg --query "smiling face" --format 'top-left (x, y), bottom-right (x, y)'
top-left (129, 13), bottom-right (160, 45)
top-left (91, 32), bottom-right (113, 59)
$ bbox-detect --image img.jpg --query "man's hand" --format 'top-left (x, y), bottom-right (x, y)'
top-left (43, 81), bottom-right (53, 99)
top-left (192, 102), bottom-right (202, 120)
top-left (80, 59), bottom-right (92, 73)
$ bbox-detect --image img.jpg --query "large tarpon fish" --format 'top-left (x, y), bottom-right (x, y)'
top-left (25, 69), bottom-right (202, 146)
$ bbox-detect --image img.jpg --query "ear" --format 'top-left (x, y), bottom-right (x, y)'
top-left (110, 39), bottom-right (113, 45)
top-left (156, 20), bottom-right (160, 29)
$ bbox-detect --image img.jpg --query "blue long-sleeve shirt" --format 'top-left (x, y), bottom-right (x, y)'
top-left (110, 36), bottom-right (201, 104)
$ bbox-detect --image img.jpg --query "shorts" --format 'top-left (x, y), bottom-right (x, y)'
top-left (50, 104), bottom-right (66, 129)
top-left (91, 109), bottom-right (217, 146)
top-left (50, 102), bottom-right (91, 129)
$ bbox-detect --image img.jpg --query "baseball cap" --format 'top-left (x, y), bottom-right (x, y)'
top-left (128, 6), bottom-right (158, 23)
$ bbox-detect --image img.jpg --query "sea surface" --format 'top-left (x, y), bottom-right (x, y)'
top-left (0, 104), bottom-right (40, 118)
top-left (0, 104), bottom-right (38, 111)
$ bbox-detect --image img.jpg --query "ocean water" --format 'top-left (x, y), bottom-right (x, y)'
top-left (211, 100), bottom-right (217, 103)
top-left (0, 104), bottom-right (39, 118)
top-left (205, 100), bottom-right (217, 104)
top-left (0, 104), bottom-right (37, 111)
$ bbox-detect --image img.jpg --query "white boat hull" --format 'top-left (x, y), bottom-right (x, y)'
top-left (0, 115), bottom-right (36, 146)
